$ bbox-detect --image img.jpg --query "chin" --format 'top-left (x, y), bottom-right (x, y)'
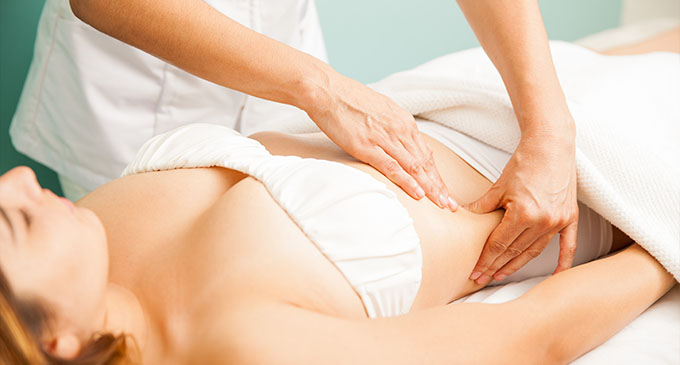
top-left (77, 207), bottom-right (109, 254)
top-left (78, 206), bottom-right (105, 231)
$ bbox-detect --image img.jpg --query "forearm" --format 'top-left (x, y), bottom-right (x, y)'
top-left (235, 246), bottom-right (674, 364)
top-left (456, 0), bottom-right (574, 136)
top-left (70, 0), bottom-right (455, 207)
top-left (69, 0), bottom-right (329, 111)
top-left (520, 244), bottom-right (675, 363)
top-left (368, 245), bottom-right (674, 364)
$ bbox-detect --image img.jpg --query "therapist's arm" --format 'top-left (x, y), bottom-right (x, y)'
top-left (455, 0), bottom-right (579, 284)
top-left (69, 0), bottom-right (456, 211)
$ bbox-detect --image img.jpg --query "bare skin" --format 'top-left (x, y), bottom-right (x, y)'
top-left (76, 132), bottom-right (671, 363)
top-left (68, 0), bottom-right (584, 270)
top-left (602, 27), bottom-right (680, 55)
top-left (80, 134), bottom-right (501, 326)
top-left (457, 0), bottom-right (579, 284)
top-left (3, 39), bottom-right (675, 363)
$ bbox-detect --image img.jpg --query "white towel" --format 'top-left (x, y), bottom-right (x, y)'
top-left (369, 41), bottom-right (680, 280)
top-left (284, 41), bottom-right (680, 280)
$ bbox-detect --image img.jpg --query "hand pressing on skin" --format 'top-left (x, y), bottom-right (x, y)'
top-left (303, 71), bottom-right (458, 211)
top-left (68, 0), bottom-right (456, 210)
top-left (466, 127), bottom-right (579, 285)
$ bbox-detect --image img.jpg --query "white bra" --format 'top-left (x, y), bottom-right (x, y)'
top-left (123, 124), bottom-right (423, 318)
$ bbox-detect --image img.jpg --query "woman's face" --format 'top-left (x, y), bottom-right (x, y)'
top-left (0, 167), bottom-right (108, 338)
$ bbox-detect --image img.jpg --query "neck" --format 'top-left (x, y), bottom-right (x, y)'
top-left (100, 283), bottom-right (156, 361)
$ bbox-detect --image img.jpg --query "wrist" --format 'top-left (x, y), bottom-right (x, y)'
top-left (520, 117), bottom-right (577, 157)
top-left (511, 84), bottom-right (575, 139)
top-left (289, 57), bottom-right (337, 118)
top-left (520, 113), bottom-right (576, 142)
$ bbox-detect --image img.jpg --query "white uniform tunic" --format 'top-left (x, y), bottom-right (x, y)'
top-left (10, 0), bottom-right (327, 192)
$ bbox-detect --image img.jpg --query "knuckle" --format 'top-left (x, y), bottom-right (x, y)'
top-left (404, 160), bottom-right (420, 175)
top-left (518, 207), bottom-right (539, 223)
top-left (489, 239), bottom-right (508, 253)
top-left (348, 138), bottom-right (369, 156)
top-left (399, 109), bottom-right (415, 122)
top-left (554, 213), bottom-right (569, 226)
top-left (355, 132), bottom-right (372, 146)
top-left (383, 159), bottom-right (402, 176)
top-left (526, 248), bottom-right (542, 258)
top-left (422, 156), bottom-right (436, 172)
top-left (497, 270), bottom-right (514, 278)
top-left (419, 174), bottom-right (436, 192)
top-left (505, 246), bottom-right (523, 258)
top-left (537, 213), bottom-right (556, 229)
top-left (400, 123), bottom-right (414, 135)
top-left (422, 146), bottom-right (434, 161)
top-left (421, 150), bottom-right (435, 168)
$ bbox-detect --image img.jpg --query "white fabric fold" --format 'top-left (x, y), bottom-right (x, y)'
top-left (366, 42), bottom-right (679, 280)
top-left (123, 124), bottom-right (422, 318)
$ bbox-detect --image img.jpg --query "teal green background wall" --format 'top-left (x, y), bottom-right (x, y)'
top-left (316, 0), bottom-right (623, 83)
top-left (1, 0), bottom-right (63, 195)
top-left (1, 0), bottom-right (621, 194)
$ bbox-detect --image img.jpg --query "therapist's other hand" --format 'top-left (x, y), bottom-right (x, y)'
top-left (465, 128), bottom-right (578, 285)
top-left (303, 72), bottom-right (457, 211)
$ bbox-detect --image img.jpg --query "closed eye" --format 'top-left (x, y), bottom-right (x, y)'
top-left (0, 206), bottom-right (13, 239)
top-left (20, 209), bottom-right (32, 227)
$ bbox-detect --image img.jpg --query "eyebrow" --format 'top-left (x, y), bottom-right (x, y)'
top-left (0, 205), bottom-right (15, 240)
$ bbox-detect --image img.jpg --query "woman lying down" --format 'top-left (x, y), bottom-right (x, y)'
top-left (1, 36), bottom-right (678, 364)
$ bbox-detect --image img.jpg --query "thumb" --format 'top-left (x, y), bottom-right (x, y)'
top-left (463, 186), bottom-right (503, 214)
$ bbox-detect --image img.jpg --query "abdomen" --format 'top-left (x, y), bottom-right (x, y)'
top-left (251, 131), bottom-right (504, 309)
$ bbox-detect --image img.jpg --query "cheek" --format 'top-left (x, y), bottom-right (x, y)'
top-left (49, 221), bottom-right (109, 330)
top-left (39, 214), bottom-right (109, 307)
top-left (72, 213), bottom-right (109, 287)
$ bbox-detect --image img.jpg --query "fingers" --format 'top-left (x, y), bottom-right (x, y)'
top-left (362, 146), bottom-right (426, 201)
top-left (479, 227), bottom-right (556, 283)
top-left (554, 222), bottom-right (578, 275)
top-left (469, 214), bottom-right (526, 284)
top-left (308, 80), bottom-right (457, 211)
top-left (390, 130), bottom-right (457, 210)
top-left (462, 185), bottom-right (503, 214)
top-left (493, 229), bottom-right (558, 281)
top-left (353, 137), bottom-right (450, 209)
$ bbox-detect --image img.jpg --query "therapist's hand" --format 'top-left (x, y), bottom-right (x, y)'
top-left (465, 127), bottom-right (579, 285)
top-left (303, 72), bottom-right (458, 211)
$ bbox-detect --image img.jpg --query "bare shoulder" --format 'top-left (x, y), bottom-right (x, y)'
top-left (77, 168), bottom-right (247, 279)
top-left (79, 168), bottom-right (246, 234)
top-left (184, 300), bottom-right (359, 364)
top-left (79, 167), bottom-right (244, 213)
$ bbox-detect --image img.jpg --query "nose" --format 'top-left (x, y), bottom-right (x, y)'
top-left (0, 166), bottom-right (44, 205)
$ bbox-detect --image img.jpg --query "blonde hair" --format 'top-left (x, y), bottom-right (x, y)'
top-left (0, 269), bottom-right (135, 364)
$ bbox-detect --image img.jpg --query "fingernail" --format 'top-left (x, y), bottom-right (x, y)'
top-left (469, 271), bottom-right (482, 281)
top-left (476, 274), bottom-right (491, 285)
top-left (439, 193), bottom-right (448, 208)
top-left (448, 197), bottom-right (458, 211)
top-left (495, 273), bottom-right (507, 281)
top-left (415, 185), bottom-right (425, 199)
